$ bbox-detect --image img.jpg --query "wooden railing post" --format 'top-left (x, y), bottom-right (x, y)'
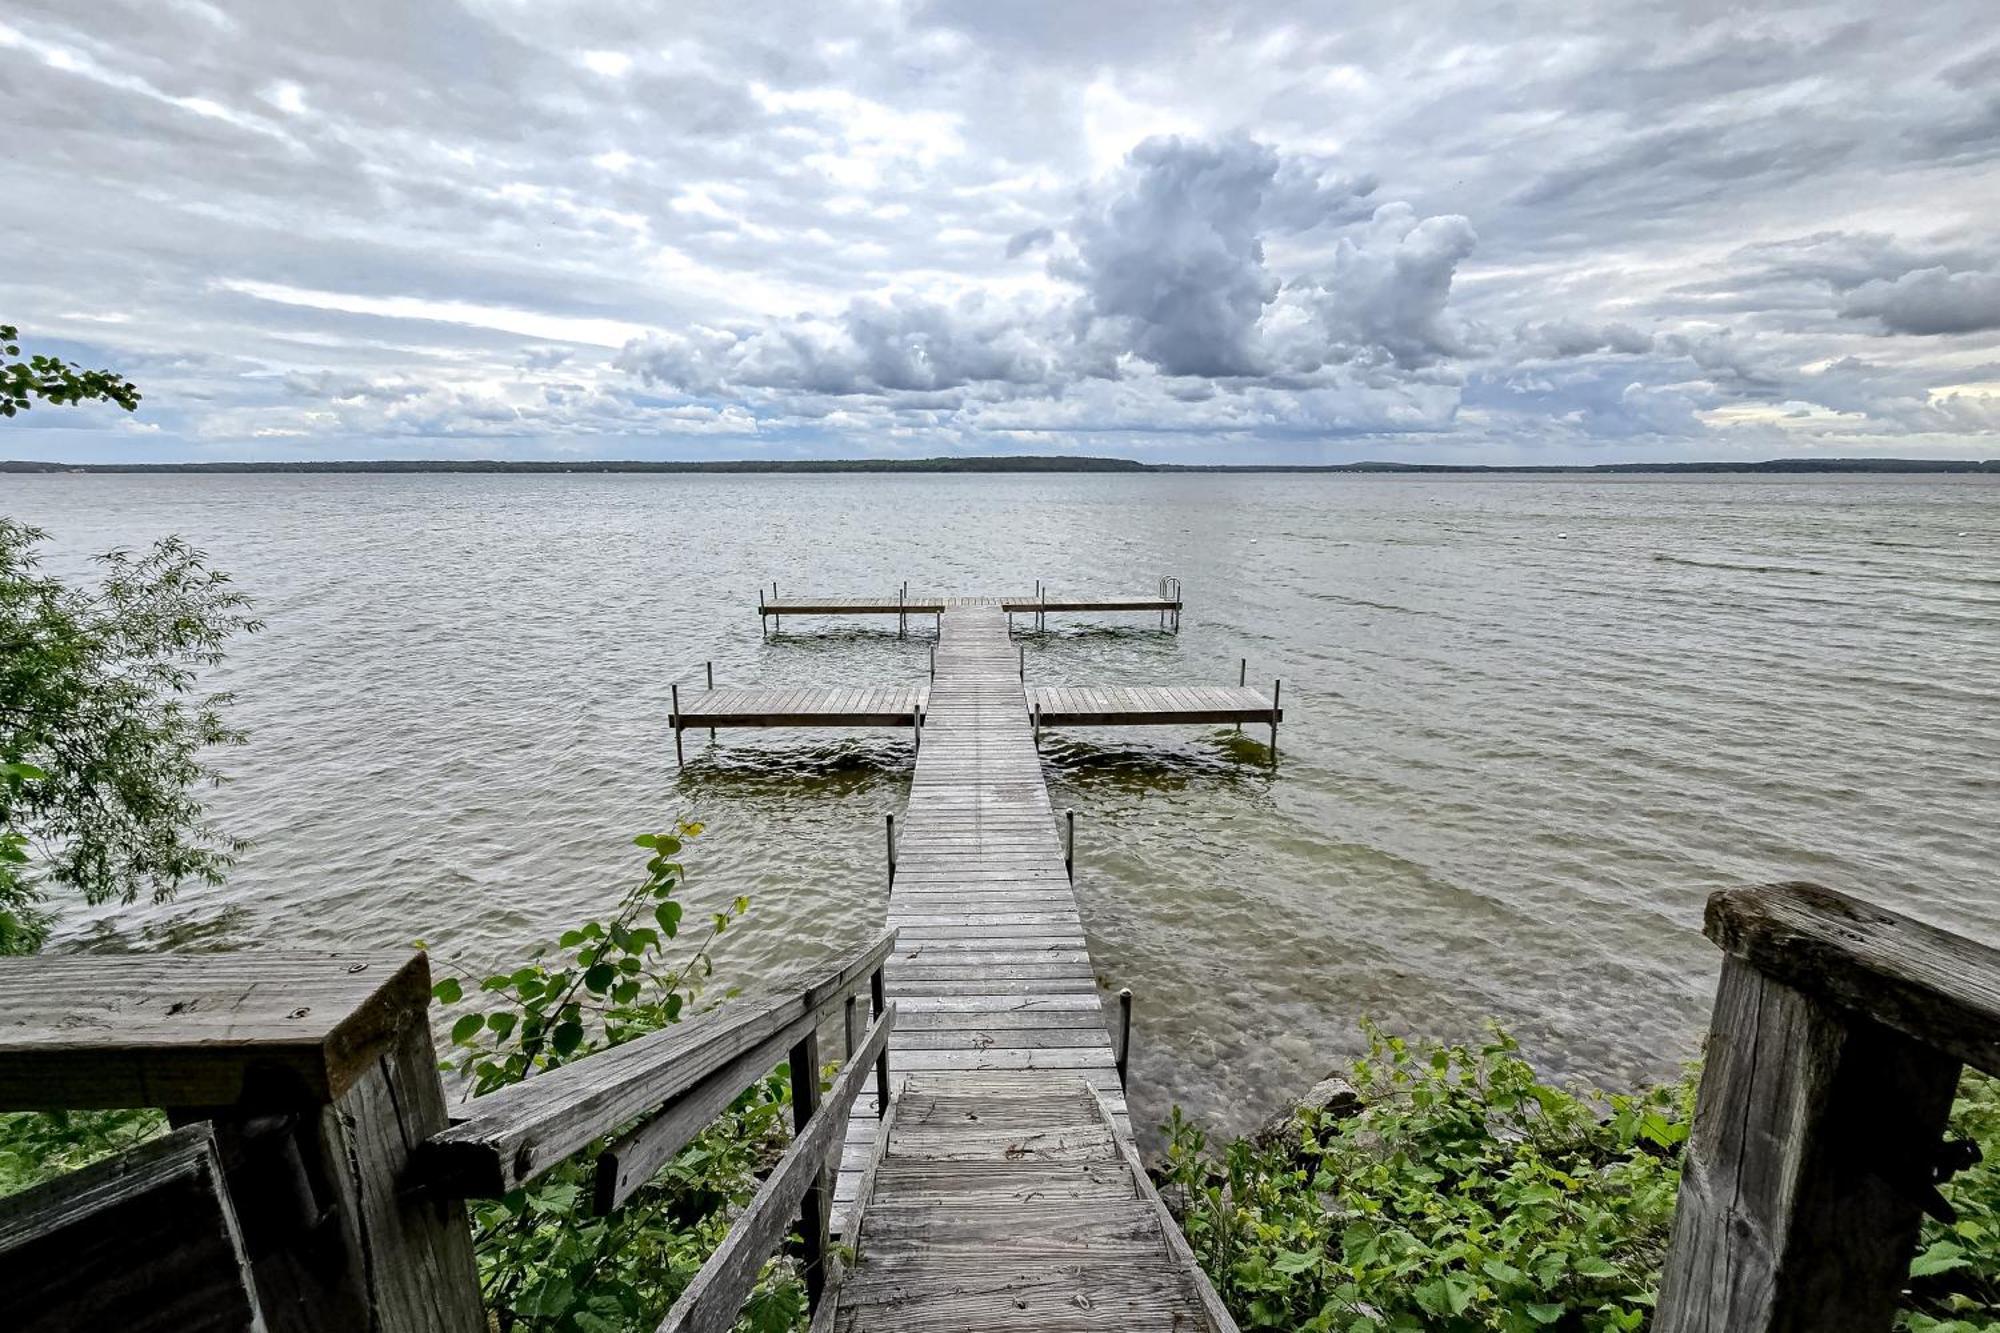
top-left (0, 953), bottom-right (484, 1333)
top-left (1655, 883), bottom-right (1994, 1333)
top-left (787, 1028), bottom-right (829, 1309)
top-left (870, 964), bottom-right (892, 1120)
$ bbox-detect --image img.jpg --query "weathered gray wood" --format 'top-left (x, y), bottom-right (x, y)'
top-left (673, 686), bottom-right (925, 730)
top-left (659, 1005), bottom-right (894, 1333)
top-left (1028, 683), bottom-right (1280, 728)
top-left (1705, 881), bottom-right (2000, 1076)
top-left (313, 1003), bottom-right (486, 1333)
top-left (826, 1075), bottom-right (1232, 1332)
top-left (1092, 1086), bottom-right (1240, 1332)
top-left (593, 1009), bottom-right (810, 1214)
top-left (422, 930), bottom-right (896, 1196)
top-left (0, 1123), bottom-right (265, 1333)
top-left (0, 952), bottom-right (429, 1109)
top-left (1654, 952), bottom-right (1963, 1333)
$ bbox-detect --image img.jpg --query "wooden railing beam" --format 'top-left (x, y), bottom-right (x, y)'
top-left (423, 929), bottom-right (897, 1198)
top-left (658, 1005), bottom-right (895, 1333)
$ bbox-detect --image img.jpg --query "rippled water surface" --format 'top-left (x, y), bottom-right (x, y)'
top-left (6, 471), bottom-right (1996, 1141)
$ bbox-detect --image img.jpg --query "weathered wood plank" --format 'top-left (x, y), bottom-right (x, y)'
top-left (0, 1123), bottom-right (264, 1333)
top-left (423, 930), bottom-right (895, 1196)
top-left (594, 1009), bottom-right (809, 1214)
top-left (0, 952), bottom-right (430, 1110)
top-left (659, 1005), bottom-right (894, 1333)
top-left (1705, 881), bottom-right (2000, 1076)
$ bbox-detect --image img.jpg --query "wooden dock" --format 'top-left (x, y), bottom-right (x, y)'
top-left (673, 686), bottom-right (926, 730)
top-left (825, 604), bottom-right (1230, 1329)
top-left (759, 577), bottom-right (1183, 632)
top-left (1029, 684), bottom-right (1280, 728)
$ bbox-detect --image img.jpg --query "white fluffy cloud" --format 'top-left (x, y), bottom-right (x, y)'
top-left (2, 0), bottom-right (1996, 462)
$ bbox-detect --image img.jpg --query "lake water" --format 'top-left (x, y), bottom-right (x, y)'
top-left (4, 471), bottom-right (1996, 1142)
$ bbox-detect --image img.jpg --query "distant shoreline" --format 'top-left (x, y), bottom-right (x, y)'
top-left (2, 455), bottom-right (1994, 476)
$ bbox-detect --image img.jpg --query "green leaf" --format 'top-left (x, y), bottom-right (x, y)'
top-left (551, 1021), bottom-right (584, 1056)
top-left (485, 1011), bottom-right (516, 1040)
top-left (584, 963), bottom-right (616, 994)
top-left (431, 977), bottom-right (462, 1004)
top-left (1525, 1303), bottom-right (1566, 1324)
top-left (1272, 1249), bottom-right (1318, 1275)
top-left (656, 901), bottom-right (683, 935)
top-left (1910, 1241), bottom-right (1970, 1278)
top-left (450, 1013), bottom-right (484, 1045)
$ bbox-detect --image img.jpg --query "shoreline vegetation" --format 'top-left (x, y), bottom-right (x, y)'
top-left (2, 455), bottom-right (1995, 476)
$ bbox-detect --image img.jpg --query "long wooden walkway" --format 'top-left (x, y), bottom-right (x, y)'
top-left (825, 605), bottom-right (1230, 1330)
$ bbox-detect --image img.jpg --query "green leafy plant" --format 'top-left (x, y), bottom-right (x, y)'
top-left (1902, 1071), bottom-right (2000, 1332)
top-left (430, 823), bottom-right (806, 1332)
top-left (1, 324), bottom-right (141, 416)
top-left (1165, 1022), bottom-right (1693, 1332)
top-left (0, 519), bottom-right (259, 953)
top-left (0, 1105), bottom-right (165, 1196)
top-left (1167, 1027), bottom-right (2000, 1332)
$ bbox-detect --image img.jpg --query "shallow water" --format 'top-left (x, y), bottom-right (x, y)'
top-left (5, 471), bottom-right (1996, 1141)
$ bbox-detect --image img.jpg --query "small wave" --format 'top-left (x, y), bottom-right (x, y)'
top-left (1652, 554), bottom-right (1823, 576)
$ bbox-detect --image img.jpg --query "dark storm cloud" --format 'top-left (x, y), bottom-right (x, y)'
top-left (1, 0), bottom-right (1995, 462)
top-left (1842, 269), bottom-right (2000, 336)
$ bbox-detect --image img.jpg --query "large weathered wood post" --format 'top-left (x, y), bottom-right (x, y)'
top-left (1655, 883), bottom-right (1999, 1333)
top-left (0, 952), bottom-right (484, 1333)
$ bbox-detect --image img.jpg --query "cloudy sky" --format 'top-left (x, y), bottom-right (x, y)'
top-left (3, 0), bottom-right (1997, 463)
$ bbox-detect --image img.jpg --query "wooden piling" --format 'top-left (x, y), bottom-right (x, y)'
top-left (1116, 988), bottom-right (1134, 1092)
top-left (672, 683), bottom-right (683, 768)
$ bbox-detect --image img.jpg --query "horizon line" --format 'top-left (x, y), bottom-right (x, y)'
top-left (3, 455), bottom-right (1996, 476)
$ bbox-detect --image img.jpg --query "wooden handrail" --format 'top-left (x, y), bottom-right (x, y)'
top-left (1656, 883), bottom-right (1999, 1333)
top-left (1703, 880), bottom-right (2000, 1075)
top-left (419, 929), bottom-right (897, 1197)
top-left (658, 1004), bottom-right (895, 1333)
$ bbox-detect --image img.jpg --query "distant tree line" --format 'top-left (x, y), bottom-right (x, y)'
top-left (2, 456), bottom-right (1993, 475)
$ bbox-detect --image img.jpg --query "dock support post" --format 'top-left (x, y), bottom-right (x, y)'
top-left (671, 683), bottom-right (683, 769)
top-left (1116, 988), bottom-right (1134, 1092)
top-left (759, 589), bottom-right (766, 638)
top-left (885, 813), bottom-right (896, 888)
top-left (1271, 678), bottom-right (1281, 761)
top-left (1033, 703), bottom-right (1041, 751)
top-left (1019, 644), bottom-right (1025, 681)
top-left (1065, 810), bottom-right (1075, 882)
top-left (929, 646), bottom-right (935, 681)
top-left (1238, 658), bottom-right (1247, 733)
top-left (706, 661), bottom-right (715, 741)
top-left (898, 581), bottom-right (907, 640)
